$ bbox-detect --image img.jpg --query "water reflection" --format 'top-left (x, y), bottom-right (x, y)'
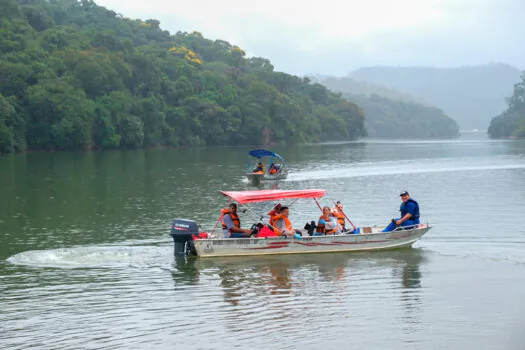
top-left (392, 249), bottom-right (426, 334)
top-left (171, 249), bottom-right (426, 331)
top-left (171, 255), bottom-right (201, 286)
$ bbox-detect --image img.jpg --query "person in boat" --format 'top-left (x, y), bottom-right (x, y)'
top-left (267, 203), bottom-right (282, 222)
top-left (315, 206), bottom-right (342, 235)
top-left (268, 163), bottom-right (279, 175)
top-left (382, 191), bottom-right (420, 232)
top-left (331, 201), bottom-right (346, 232)
top-left (221, 203), bottom-right (252, 238)
top-left (271, 206), bottom-right (302, 237)
top-left (253, 162), bottom-right (265, 173)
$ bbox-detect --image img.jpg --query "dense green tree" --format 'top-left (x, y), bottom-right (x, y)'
top-left (0, 0), bottom-right (366, 154)
top-left (488, 73), bottom-right (525, 138)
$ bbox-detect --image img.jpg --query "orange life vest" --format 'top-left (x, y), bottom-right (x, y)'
top-left (316, 215), bottom-right (337, 235)
top-left (269, 168), bottom-right (278, 174)
top-left (269, 214), bottom-right (292, 235)
top-left (332, 211), bottom-right (345, 230)
top-left (221, 208), bottom-right (240, 231)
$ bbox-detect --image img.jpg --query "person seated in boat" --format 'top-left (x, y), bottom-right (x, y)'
top-left (331, 201), bottom-right (346, 232)
top-left (315, 206), bottom-right (342, 235)
top-left (268, 163), bottom-right (279, 175)
top-left (267, 203), bottom-right (282, 223)
top-left (382, 191), bottom-right (420, 232)
top-left (221, 203), bottom-right (252, 238)
top-left (253, 162), bottom-right (265, 174)
top-left (271, 206), bottom-right (302, 237)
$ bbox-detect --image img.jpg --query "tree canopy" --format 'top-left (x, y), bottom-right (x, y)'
top-left (488, 73), bottom-right (525, 139)
top-left (0, 0), bottom-right (366, 154)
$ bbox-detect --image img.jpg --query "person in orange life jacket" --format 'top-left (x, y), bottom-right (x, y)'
top-left (332, 201), bottom-right (346, 231)
top-left (382, 191), bottom-right (420, 232)
top-left (267, 203), bottom-right (282, 224)
top-left (273, 206), bottom-right (302, 237)
top-left (221, 203), bottom-right (252, 238)
top-left (315, 206), bottom-right (342, 236)
top-left (268, 163), bottom-right (278, 174)
top-left (253, 162), bottom-right (264, 173)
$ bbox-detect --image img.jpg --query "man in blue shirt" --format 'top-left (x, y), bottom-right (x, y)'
top-left (382, 191), bottom-right (420, 232)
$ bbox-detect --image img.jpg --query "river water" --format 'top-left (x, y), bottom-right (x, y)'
top-left (1, 132), bottom-right (525, 349)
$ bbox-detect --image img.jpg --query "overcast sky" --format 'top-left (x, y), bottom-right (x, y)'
top-left (97, 0), bottom-right (525, 76)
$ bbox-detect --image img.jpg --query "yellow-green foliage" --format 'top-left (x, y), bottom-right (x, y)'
top-left (168, 46), bottom-right (203, 65)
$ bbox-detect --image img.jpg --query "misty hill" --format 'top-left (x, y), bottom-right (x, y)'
top-left (349, 64), bottom-right (522, 130)
top-left (316, 76), bottom-right (459, 138)
top-left (344, 94), bottom-right (459, 139)
top-left (311, 75), bottom-right (422, 104)
top-left (488, 73), bottom-right (525, 138)
top-left (0, 0), bottom-right (365, 155)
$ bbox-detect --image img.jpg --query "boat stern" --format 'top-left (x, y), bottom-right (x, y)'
top-left (170, 219), bottom-right (200, 256)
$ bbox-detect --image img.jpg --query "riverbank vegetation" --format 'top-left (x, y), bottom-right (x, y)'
top-left (0, 0), bottom-right (366, 154)
top-left (488, 73), bottom-right (525, 139)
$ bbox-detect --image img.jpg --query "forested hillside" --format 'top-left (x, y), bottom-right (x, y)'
top-left (318, 76), bottom-right (460, 138)
top-left (345, 94), bottom-right (459, 139)
top-left (488, 73), bottom-right (525, 138)
top-left (0, 0), bottom-right (366, 154)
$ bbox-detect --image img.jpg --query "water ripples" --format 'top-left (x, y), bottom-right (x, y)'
top-left (2, 136), bottom-right (525, 349)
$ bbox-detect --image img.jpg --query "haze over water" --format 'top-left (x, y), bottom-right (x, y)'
top-left (1, 132), bottom-right (525, 349)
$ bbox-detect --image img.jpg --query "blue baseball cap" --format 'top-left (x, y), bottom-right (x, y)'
top-left (400, 191), bottom-right (409, 196)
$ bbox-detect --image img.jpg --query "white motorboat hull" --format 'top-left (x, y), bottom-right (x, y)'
top-left (193, 225), bottom-right (431, 257)
top-left (246, 172), bottom-right (288, 185)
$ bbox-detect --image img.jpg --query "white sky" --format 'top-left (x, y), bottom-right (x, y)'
top-left (96, 0), bottom-right (525, 76)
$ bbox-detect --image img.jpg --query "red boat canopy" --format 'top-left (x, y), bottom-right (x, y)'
top-left (220, 189), bottom-right (326, 204)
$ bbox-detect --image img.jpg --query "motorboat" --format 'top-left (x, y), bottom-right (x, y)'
top-left (170, 189), bottom-right (431, 258)
top-left (245, 149), bottom-right (287, 185)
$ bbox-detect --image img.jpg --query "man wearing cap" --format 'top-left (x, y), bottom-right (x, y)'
top-left (382, 191), bottom-right (420, 232)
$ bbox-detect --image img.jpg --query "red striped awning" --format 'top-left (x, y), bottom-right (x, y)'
top-left (220, 189), bottom-right (326, 204)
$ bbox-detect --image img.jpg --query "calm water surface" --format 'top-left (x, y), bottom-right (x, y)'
top-left (1, 132), bottom-right (525, 349)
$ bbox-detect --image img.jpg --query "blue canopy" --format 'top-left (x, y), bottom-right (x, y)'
top-left (248, 149), bottom-right (284, 161)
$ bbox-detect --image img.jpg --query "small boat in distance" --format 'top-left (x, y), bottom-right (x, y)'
top-left (169, 189), bottom-right (432, 258)
top-left (246, 149), bottom-right (288, 185)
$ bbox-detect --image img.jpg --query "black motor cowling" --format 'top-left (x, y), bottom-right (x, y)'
top-left (170, 219), bottom-right (199, 256)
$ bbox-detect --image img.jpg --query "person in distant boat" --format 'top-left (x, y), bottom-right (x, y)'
top-left (382, 191), bottom-right (420, 232)
top-left (268, 163), bottom-right (278, 174)
top-left (221, 203), bottom-right (252, 238)
top-left (253, 161), bottom-right (265, 173)
top-left (271, 206), bottom-right (302, 237)
top-left (331, 201), bottom-right (346, 232)
top-left (315, 206), bottom-right (342, 235)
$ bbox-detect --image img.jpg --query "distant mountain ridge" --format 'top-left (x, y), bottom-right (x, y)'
top-left (310, 75), bottom-right (424, 104)
top-left (348, 63), bottom-right (522, 130)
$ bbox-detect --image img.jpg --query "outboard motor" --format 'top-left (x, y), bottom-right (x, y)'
top-left (170, 219), bottom-right (199, 256)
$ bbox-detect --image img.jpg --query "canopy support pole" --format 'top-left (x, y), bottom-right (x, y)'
top-left (313, 198), bottom-right (323, 212)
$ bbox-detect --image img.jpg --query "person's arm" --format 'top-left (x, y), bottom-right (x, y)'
top-left (224, 215), bottom-right (251, 234)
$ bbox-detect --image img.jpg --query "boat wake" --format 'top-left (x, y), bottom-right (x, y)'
top-left (286, 162), bottom-right (525, 182)
top-left (6, 241), bottom-right (172, 269)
